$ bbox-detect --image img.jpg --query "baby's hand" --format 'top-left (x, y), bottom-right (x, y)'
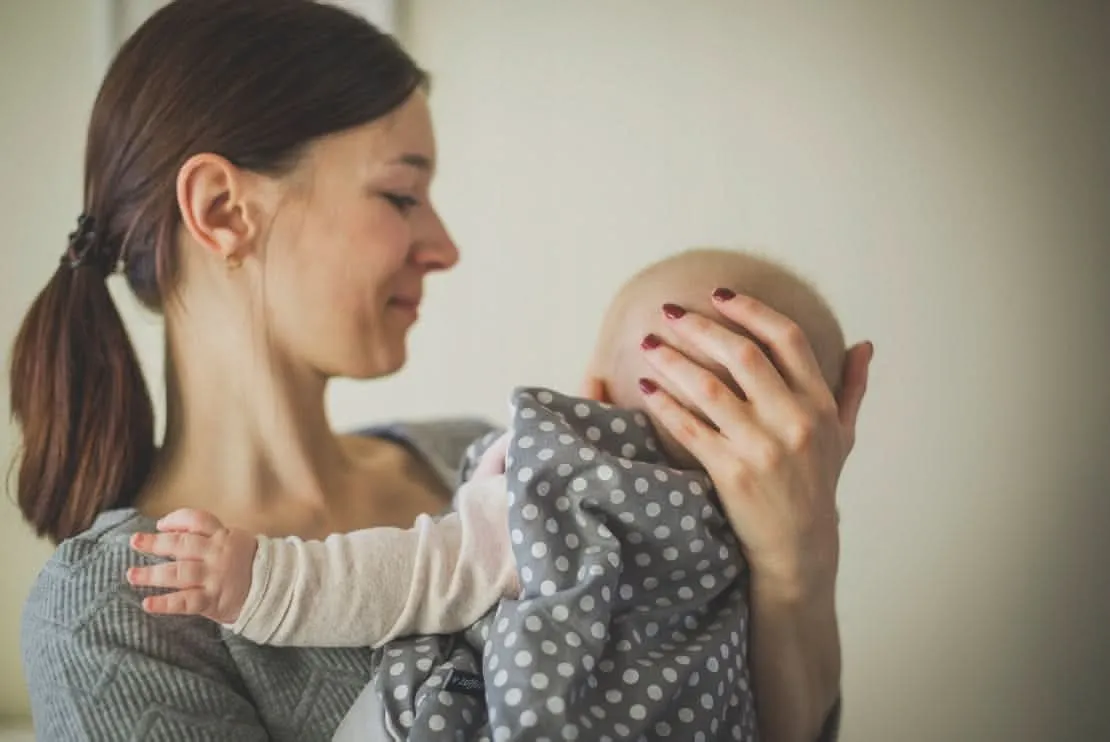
top-left (472, 431), bottom-right (511, 478)
top-left (127, 508), bottom-right (257, 625)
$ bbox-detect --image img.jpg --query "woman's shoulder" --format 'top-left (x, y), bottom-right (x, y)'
top-left (23, 509), bottom-right (181, 636)
top-left (21, 508), bottom-right (236, 659)
top-left (28, 508), bottom-right (150, 587)
top-left (21, 510), bottom-right (272, 737)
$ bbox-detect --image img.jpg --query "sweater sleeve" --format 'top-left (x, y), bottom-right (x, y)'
top-left (21, 529), bottom-right (269, 742)
top-left (229, 475), bottom-right (518, 648)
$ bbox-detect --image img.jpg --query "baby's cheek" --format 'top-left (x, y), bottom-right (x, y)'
top-left (644, 384), bottom-right (723, 470)
top-left (652, 419), bottom-right (702, 470)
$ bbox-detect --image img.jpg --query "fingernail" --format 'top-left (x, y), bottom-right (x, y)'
top-left (638, 378), bottom-right (659, 394)
top-left (662, 303), bottom-right (686, 319)
top-left (641, 333), bottom-right (662, 350)
top-left (712, 288), bottom-right (736, 302)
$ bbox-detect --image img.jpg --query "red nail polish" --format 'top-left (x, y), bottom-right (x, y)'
top-left (712, 288), bottom-right (736, 302)
top-left (641, 333), bottom-right (662, 350)
top-left (662, 303), bottom-right (686, 319)
top-left (638, 378), bottom-right (659, 394)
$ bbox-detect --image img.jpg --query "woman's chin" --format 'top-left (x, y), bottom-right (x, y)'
top-left (329, 328), bottom-right (412, 380)
top-left (349, 344), bottom-right (408, 380)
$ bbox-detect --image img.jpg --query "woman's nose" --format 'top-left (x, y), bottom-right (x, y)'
top-left (412, 208), bottom-right (459, 272)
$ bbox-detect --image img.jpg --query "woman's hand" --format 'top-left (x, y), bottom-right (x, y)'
top-left (637, 291), bottom-right (871, 742)
top-left (127, 508), bottom-right (258, 625)
top-left (637, 293), bottom-right (871, 599)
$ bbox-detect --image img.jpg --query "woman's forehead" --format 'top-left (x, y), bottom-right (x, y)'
top-left (303, 92), bottom-right (436, 173)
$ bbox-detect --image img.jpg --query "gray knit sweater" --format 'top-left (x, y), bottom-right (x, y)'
top-left (20, 418), bottom-right (496, 742)
top-left (21, 416), bottom-right (843, 742)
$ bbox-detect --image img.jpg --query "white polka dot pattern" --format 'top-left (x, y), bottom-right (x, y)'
top-left (359, 387), bottom-right (758, 740)
top-left (366, 635), bottom-right (489, 741)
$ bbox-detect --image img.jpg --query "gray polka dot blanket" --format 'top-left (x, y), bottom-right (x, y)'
top-left (335, 387), bottom-right (759, 741)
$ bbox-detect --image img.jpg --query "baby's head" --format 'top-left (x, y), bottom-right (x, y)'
top-left (584, 248), bottom-right (846, 469)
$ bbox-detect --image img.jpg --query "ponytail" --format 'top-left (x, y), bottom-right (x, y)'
top-left (9, 248), bottom-right (155, 543)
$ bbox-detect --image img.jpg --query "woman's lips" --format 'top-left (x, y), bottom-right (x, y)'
top-left (388, 296), bottom-right (421, 318)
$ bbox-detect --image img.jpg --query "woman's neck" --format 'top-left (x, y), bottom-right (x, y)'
top-left (143, 328), bottom-right (358, 521)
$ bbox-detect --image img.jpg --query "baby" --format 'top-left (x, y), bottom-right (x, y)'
top-left (127, 247), bottom-right (845, 650)
top-left (585, 246), bottom-right (845, 468)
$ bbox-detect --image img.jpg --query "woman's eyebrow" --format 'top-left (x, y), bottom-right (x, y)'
top-left (391, 153), bottom-right (434, 172)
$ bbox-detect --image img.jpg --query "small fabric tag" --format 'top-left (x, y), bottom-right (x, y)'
top-left (444, 669), bottom-right (485, 697)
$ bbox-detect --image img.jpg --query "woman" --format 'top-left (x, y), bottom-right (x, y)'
top-left (10, 1), bottom-right (872, 741)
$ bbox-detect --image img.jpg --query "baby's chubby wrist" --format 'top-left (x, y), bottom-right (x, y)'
top-left (211, 528), bottom-right (262, 627)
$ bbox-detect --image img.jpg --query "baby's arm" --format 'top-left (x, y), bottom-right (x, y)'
top-left (128, 475), bottom-right (518, 647)
top-left (471, 431), bottom-right (510, 479)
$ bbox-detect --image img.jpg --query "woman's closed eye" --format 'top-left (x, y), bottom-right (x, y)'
top-left (381, 192), bottom-right (421, 215)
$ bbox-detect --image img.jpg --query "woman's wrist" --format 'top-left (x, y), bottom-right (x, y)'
top-left (749, 571), bottom-right (842, 742)
top-left (747, 542), bottom-right (839, 608)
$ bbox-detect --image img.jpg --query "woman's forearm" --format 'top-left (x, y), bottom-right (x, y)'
top-left (748, 577), bottom-right (842, 742)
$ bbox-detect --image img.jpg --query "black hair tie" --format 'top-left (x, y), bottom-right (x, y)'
top-left (61, 214), bottom-right (117, 277)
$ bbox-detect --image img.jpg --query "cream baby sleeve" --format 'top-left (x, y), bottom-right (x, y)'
top-left (227, 474), bottom-right (519, 647)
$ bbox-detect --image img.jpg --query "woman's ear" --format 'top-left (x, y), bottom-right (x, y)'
top-left (176, 153), bottom-right (261, 265)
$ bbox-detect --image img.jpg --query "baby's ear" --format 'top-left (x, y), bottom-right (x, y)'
top-left (579, 375), bottom-right (613, 404)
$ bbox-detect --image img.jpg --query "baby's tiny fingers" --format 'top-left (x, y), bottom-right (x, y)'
top-left (127, 561), bottom-right (206, 590)
top-left (131, 531), bottom-right (211, 560)
top-left (156, 508), bottom-right (225, 536)
top-left (141, 589), bottom-right (210, 616)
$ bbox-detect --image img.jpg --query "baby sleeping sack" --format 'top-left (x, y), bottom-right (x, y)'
top-left (333, 387), bottom-right (759, 741)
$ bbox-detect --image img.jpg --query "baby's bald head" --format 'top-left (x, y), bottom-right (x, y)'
top-left (586, 248), bottom-right (845, 467)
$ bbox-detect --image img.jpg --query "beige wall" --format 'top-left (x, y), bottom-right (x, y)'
top-left (2, 1), bottom-right (1108, 739)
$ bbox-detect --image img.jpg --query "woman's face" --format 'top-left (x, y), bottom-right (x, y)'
top-left (261, 91), bottom-right (457, 380)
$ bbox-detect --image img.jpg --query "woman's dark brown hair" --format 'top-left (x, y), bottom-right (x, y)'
top-left (8, 0), bottom-right (427, 543)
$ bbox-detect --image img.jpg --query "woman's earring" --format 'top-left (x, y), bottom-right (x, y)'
top-left (226, 254), bottom-right (242, 269)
